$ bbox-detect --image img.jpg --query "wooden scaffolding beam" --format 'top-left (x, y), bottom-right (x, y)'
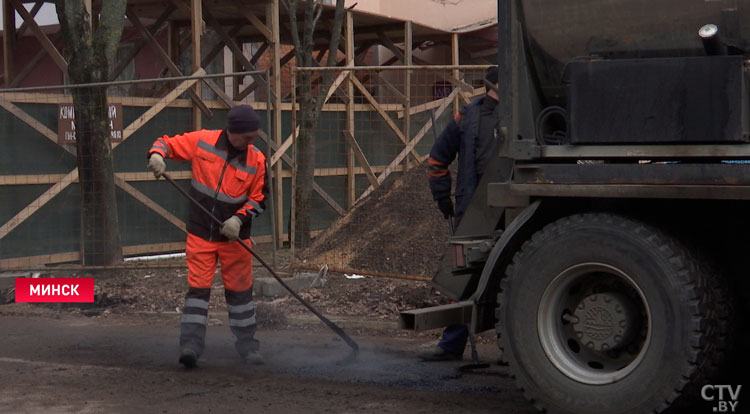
top-left (191, 0), bottom-right (203, 129)
top-left (345, 10), bottom-right (356, 207)
top-left (269, 0), bottom-right (284, 247)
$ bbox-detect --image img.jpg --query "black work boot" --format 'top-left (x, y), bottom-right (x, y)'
top-left (179, 287), bottom-right (210, 369)
top-left (417, 345), bottom-right (463, 361)
top-left (241, 349), bottom-right (264, 366)
top-left (179, 348), bottom-right (198, 369)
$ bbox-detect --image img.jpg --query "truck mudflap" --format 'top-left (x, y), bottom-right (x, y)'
top-left (472, 200), bottom-right (541, 300)
top-left (470, 200), bottom-right (541, 332)
top-left (398, 200), bottom-right (542, 334)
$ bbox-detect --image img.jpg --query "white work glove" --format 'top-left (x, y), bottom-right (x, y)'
top-left (147, 153), bottom-right (166, 178)
top-left (220, 216), bottom-right (242, 240)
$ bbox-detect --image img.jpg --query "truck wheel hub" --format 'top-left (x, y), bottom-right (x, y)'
top-left (572, 292), bottom-right (637, 351)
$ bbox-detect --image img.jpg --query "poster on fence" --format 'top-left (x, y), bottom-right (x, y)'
top-left (58, 103), bottom-right (123, 144)
top-left (433, 81), bottom-right (453, 100)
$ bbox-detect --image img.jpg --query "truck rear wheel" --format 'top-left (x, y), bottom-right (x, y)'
top-left (496, 213), bottom-right (726, 414)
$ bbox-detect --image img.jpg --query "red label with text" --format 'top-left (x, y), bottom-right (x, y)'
top-left (15, 278), bottom-right (94, 303)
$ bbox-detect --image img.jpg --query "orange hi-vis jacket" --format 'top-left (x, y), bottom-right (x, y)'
top-left (149, 129), bottom-right (268, 242)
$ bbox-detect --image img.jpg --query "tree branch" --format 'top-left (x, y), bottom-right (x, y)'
top-left (281, 0), bottom-right (304, 65)
top-left (313, 0), bottom-right (345, 112)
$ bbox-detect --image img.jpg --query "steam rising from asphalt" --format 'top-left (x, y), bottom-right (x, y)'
top-left (255, 339), bottom-right (504, 393)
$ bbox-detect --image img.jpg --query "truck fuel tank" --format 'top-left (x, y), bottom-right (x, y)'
top-left (521, 0), bottom-right (749, 104)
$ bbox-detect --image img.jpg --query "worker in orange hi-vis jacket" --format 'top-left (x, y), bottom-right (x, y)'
top-left (147, 104), bottom-right (268, 368)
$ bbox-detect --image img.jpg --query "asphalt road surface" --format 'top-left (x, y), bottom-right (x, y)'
top-left (0, 313), bottom-right (536, 414)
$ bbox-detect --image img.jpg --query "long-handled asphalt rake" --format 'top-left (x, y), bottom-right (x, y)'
top-left (162, 172), bottom-right (359, 357)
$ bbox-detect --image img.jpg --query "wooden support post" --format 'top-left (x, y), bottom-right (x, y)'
top-left (14, 0), bottom-right (42, 40)
top-left (9, 0), bottom-right (67, 72)
top-left (452, 33), bottom-right (460, 116)
top-left (110, 6), bottom-right (175, 81)
top-left (125, 8), bottom-right (212, 116)
top-left (0, 170), bottom-right (78, 240)
top-left (345, 11), bottom-right (355, 207)
top-left (357, 88), bottom-right (458, 203)
top-left (240, 8), bottom-right (273, 42)
top-left (232, 41), bottom-right (241, 100)
top-left (0, 94), bottom-right (73, 154)
top-left (350, 75), bottom-right (421, 160)
top-left (343, 131), bottom-right (378, 188)
top-left (235, 41), bottom-right (273, 101)
top-left (3, 0), bottom-right (14, 87)
top-left (202, 8), bottom-right (272, 98)
top-left (168, 20), bottom-right (179, 65)
top-left (114, 176), bottom-right (187, 233)
top-left (119, 69), bottom-right (204, 142)
top-left (191, 0), bottom-right (203, 130)
top-left (83, 0), bottom-right (92, 24)
top-left (403, 21), bottom-right (413, 173)
top-left (377, 31), bottom-right (406, 64)
top-left (269, 0), bottom-right (284, 247)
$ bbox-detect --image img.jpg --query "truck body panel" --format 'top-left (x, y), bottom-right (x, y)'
top-left (402, 1), bottom-right (750, 412)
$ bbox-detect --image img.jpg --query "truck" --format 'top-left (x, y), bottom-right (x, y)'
top-left (400, 1), bottom-right (749, 413)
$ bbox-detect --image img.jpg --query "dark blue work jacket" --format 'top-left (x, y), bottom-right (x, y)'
top-left (428, 96), bottom-right (493, 224)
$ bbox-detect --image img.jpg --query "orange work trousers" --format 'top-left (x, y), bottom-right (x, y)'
top-left (186, 233), bottom-right (253, 291)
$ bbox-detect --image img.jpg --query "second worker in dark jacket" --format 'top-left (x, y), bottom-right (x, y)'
top-left (419, 66), bottom-right (499, 361)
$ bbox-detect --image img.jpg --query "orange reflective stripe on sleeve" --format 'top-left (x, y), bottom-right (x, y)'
top-left (150, 138), bottom-right (170, 158)
top-left (150, 130), bottom-right (219, 162)
top-left (428, 156), bottom-right (450, 178)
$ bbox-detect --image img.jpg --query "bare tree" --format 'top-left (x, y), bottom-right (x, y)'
top-left (55, 0), bottom-right (127, 265)
top-left (282, 0), bottom-right (346, 248)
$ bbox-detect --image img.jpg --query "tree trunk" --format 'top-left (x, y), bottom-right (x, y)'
top-left (56, 0), bottom-right (126, 265)
top-left (285, 0), bottom-right (346, 249)
top-left (73, 86), bottom-right (122, 265)
top-left (293, 71), bottom-right (316, 248)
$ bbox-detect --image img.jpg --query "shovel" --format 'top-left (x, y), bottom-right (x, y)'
top-left (161, 172), bottom-right (359, 358)
top-left (448, 216), bottom-right (490, 372)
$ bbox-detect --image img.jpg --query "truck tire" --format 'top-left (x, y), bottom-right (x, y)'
top-left (496, 213), bottom-right (726, 414)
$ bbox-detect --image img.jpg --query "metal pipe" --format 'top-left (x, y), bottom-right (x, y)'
top-left (293, 64), bottom-right (494, 72)
top-left (0, 70), bottom-right (267, 94)
top-left (699, 24), bottom-right (725, 56)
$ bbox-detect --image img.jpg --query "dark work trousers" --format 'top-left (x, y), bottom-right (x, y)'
top-left (225, 287), bottom-right (259, 357)
top-left (179, 287), bottom-right (258, 358)
top-left (180, 287), bottom-right (211, 356)
top-left (438, 324), bottom-right (469, 355)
